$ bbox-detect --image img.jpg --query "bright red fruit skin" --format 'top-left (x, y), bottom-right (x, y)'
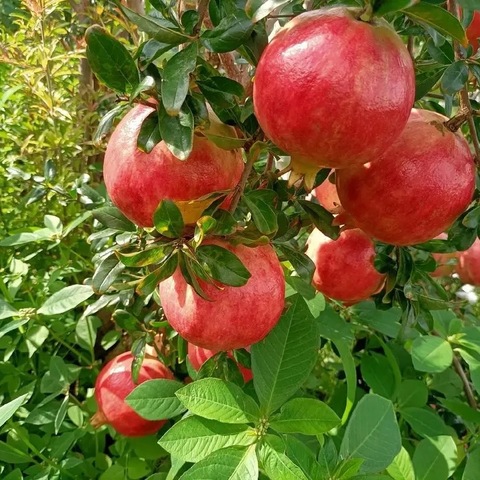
top-left (103, 104), bottom-right (244, 227)
top-left (313, 174), bottom-right (341, 213)
top-left (94, 352), bottom-right (173, 437)
top-left (306, 228), bottom-right (385, 304)
top-left (457, 239), bottom-right (480, 285)
top-left (159, 240), bottom-right (285, 351)
top-left (336, 109), bottom-right (475, 246)
top-left (431, 234), bottom-right (458, 278)
top-left (253, 7), bottom-right (414, 171)
top-left (467, 11), bottom-right (480, 51)
top-left (187, 344), bottom-right (253, 382)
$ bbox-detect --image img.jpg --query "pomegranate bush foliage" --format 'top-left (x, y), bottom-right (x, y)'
top-left (4, 0), bottom-right (480, 479)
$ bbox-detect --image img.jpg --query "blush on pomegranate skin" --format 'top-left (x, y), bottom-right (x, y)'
top-left (306, 228), bottom-right (385, 304)
top-left (159, 241), bottom-right (285, 351)
top-left (313, 173), bottom-right (341, 213)
top-left (253, 7), bottom-right (415, 178)
top-left (457, 239), bottom-right (480, 286)
top-left (336, 109), bottom-right (475, 247)
top-left (187, 343), bottom-right (253, 382)
top-left (92, 352), bottom-right (174, 437)
top-left (467, 11), bottom-right (480, 52)
top-left (103, 104), bottom-right (244, 227)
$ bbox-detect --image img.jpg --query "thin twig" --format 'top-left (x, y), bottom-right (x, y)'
top-left (228, 151), bottom-right (257, 213)
top-left (275, 164), bottom-right (292, 178)
top-left (453, 355), bottom-right (478, 409)
top-left (193, 0), bottom-right (210, 36)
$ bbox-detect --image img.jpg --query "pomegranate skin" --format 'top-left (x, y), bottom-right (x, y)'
top-left (431, 234), bottom-right (458, 278)
top-left (336, 109), bottom-right (475, 246)
top-left (457, 239), bottom-right (480, 285)
top-left (159, 240), bottom-right (285, 351)
top-left (306, 228), bottom-right (385, 304)
top-left (187, 344), bottom-right (253, 382)
top-left (467, 11), bottom-right (480, 51)
top-left (253, 7), bottom-right (414, 171)
top-left (94, 352), bottom-right (174, 437)
top-left (313, 174), bottom-right (341, 213)
top-left (104, 104), bottom-right (244, 227)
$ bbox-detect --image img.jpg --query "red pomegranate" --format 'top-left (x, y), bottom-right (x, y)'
top-left (253, 7), bottom-right (414, 187)
top-left (467, 11), bottom-right (480, 51)
top-left (457, 239), bottom-right (480, 285)
top-left (431, 234), bottom-right (458, 278)
top-left (187, 343), bottom-right (253, 382)
top-left (336, 109), bottom-right (475, 246)
top-left (159, 240), bottom-right (285, 351)
top-left (313, 173), bottom-right (341, 213)
top-left (92, 352), bottom-right (174, 437)
top-left (103, 104), bottom-right (244, 227)
top-left (305, 228), bottom-right (385, 304)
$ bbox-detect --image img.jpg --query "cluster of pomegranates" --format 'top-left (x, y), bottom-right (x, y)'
top-left (92, 6), bottom-right (479, 437)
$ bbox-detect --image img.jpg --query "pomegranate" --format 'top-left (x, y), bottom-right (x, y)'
top-left (467, 11), bottom-right (480, 51)
top-left (431, 234), bottom-right (458, 278)
top-left (336, 109), bottom-right (475, 246)
top-left (253, 7), bottom-right (414, 187)
top-left (305, 228), bottom-right (385, 304)
top-left (103, 104), bottom-right (244, 227)
top-left (92, 352), bottom-right (174, 437)
top-left (159, 240), bottom-right (285, 351)
top-left (457, 239), bottom-right (480, 285)
top-left (187, 343), bottom-right (253, 382)
top-left (313, 173), bottom-right (341, 213)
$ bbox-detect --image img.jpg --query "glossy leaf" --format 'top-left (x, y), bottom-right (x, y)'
top-left (38, 285), bottom-right (94, 315)
top-left (136, 254), bottom-right (179, 296)
top-left (92, 206), bottom-right (136, 231)
top-left (153, 200), bottom-right (185, 238)
top-left (245, 0), bottom-right (292, 22)
top-left (137, 110), bottom-right (162, 153)
top-left (158, 102), bottom-right (194, 160)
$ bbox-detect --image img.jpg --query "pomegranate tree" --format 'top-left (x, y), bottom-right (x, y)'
top-left (305, 228), bottom-right (385, 304)
top-left (159, 240), bottom-right (285, 351)
top-left (253, 7), bottom-right (414, 187)
top-left (92, 352), bottom-right (174, 437)
top-left (336, 109), bottom-right (475, 246)
top-left (104, 104), bottom-right (244, 227)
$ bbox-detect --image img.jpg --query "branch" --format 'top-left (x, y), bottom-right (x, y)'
top-left (193, 0), bottom-right (210, 36)
top-left (228, 150), bottom-right (257, 213)
top-left (452, 355), bottom-right (478, 409)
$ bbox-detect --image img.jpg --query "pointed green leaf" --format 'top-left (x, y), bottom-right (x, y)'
top-left (387, 447), bottom-right (415, 480)
top-left (137, 254), bottom-right (179, 296)
top-left (258, 440), bottom-right (309, 480)
top-left (159, 102), bottom-right (194, 160)
top-left (38, 285), bottom-right (94, 315)
top-left (153, 200), bottom-right (185, 238)
top-left (0, 394), bottom-right (29, 429)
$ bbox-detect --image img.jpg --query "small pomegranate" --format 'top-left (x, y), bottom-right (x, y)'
top-left (104, 104), bottom-right (244, 227)
top-left (92, 352), bottom-right (174, 437)
top-left (305, 228), bottom-right (385, 304)
top-left (188, 343), bottom-right (253, 382)
top-left (253, 7), bottom-right (414, 187)
top-left (159, 240), bottom-right (285, 351)
top-left (467, 11), bottom-right (480, 51)
top-left (457, 239), bottom-right (480, 285)
top-left (431, 234), bottom-right (458, 278)
top-left (313, 173), bottom-right (341, 213)
top-left (336, 109), bottom-right (475, 246)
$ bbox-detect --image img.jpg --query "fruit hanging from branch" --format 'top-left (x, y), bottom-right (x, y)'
top-left (91, 352), bottom-right (174, 437)
top-left (159, 240), bottom-right (285, 351)
top-left (104, 104), bottom-right (244, 227)
top-left (336, 109), bottom-right (475, 246)
top-left (253, 6), bottom-right (415, 189)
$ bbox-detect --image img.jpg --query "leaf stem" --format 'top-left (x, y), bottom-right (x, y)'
top-left (193, 0), bottom-right (210, 36)
top-left (452, 355), bottom-right (478, 409)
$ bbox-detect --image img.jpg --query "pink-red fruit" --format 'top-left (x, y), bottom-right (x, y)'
top-left (313, 174), bottom-right (341, 213)
top-left (253, 7), bottom-right (414, 182)
top-left (457, 239), bottom-right (480, 285)
top-left (306, 228), bottom-right (385, 304)
top-left (104, 104), bottom-right (244, 227)
top-left (467, 11), bottom-right (480, 51)
top-left (336, 109), bottom-right (475, 246)
top-left (159, 240), bottom-right (285, 351)
top-left (188, 343), bottom-right (253, 382)
top-left (93, 352), bottom-right (174, 437)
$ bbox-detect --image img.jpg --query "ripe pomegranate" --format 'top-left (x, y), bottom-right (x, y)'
top-left (92, 352), bottom-right (174, 437)
top-left (467, 11), bottom-right (480, 51)
top-left (253, 7), bottom-right (414, 187)
top-left (431, 234), bottom-right (458, 278)
top-left (457, 239), bottom-right (480, 285)
top-left (159, 240), bottom-right (285, 351)
top-left (336, 109), bottom-right (475, 246)
top-left (305, 228), bottom-right (385, 304)
top-left (313, 173), bottom-right (341, 213)
top-left (104, 104), bottom-right (244, 227)
top-left (188, 343), bottom-right (253, 382)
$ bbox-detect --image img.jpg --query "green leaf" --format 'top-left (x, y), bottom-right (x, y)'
top-left (387, 447), bottom-right (415, 480)
top-left (85, 25), bottom-right (139, 94)
top-left (153, 200), bottom-right (185, 238)
top-left (0, 394), bottom-right (29, 429)
top-left (403, 3), bottom-right (468, 46)
top-left (179, 445), bottom-right (258, 480)
top-left (463, 447), bottom-right (480, 480)
top-left (411, 336), bottom-right (453, 373)
top-left (201, 10), bottom-right (254, 53)
top-left (197, 76), bottom-right (244, 109)
top-left (412, 436), bottom-right (457, 480)
top-left (396, 380), bottom-right (428, 408)
top-left (258, 440), bottom-right (309, 480)
top-left (92, 206), bottom-right (136, 231)
top-left (162, 42), bottom-right (198, 115)
top-left (441, 61), bottom-right (469, 95)
top-left (252, 294), bottom-right (321, 414)
top-left (297, 200), bottom-right (339, 240)
top-left (137, 110), bottom-right (162, 153)
top-left (245, 0), bottom-right (292, 22)
top-left (94, 104), bottom-right (129, 143)
top-left (196, 245), bottom-right (251, 287)
top-left (360, 353), bottom-right (396, 399)
top-left (92, 256), bottom-right (125, 294)
top-left (158, 102), bottom-right (194, 160)
top-left (244, 190), bottom-right (278, 236)
top-left (0, 441), bottom-right (32, 464)
top-left (117, 245), bottom-right (172, 267)
top-left (159, 416), bottom-right (256, 462)
top-left (126, 379), bottom-right (186, 420)
top-left (269, 398), bottom-right (340, 435)
top-left (400, 407), bottom-right (452, 438)
top-left (54, 394), bottom-right (69, 434)
top-left (0, 298), bottom-right (19, 321)
top-left (38, 285), bottom-right (94, 315)
top-left (137, 254), bottom-right (179, 296)
top-left (334, 458), bottom-right (364, 479)
top-left (0, 228), bottom-right (53, 247)
top-left (374, 0), bottom-right (418, 16)
top-left (276, 245), bottom-right (315, 284)
top-left (175, 378), bottom-right (260, 424)
top-left (340, 394), bottom-right (401, 474)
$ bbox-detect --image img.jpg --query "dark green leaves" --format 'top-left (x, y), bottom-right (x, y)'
top-left (153, 200), bottom-right (184, 237)
top-left (86, 25), bottom-right (139, 94)
top-left (297, 200), bottom-right (339, 240)
top-left (137, 110), bottom-right (162, 153)
top-left (158, 102), bottom-right (194, 160)
top-left (244, 190), bottom-right (278, 235)
top-left (373, 0), bottom-right (418, 17)
top-left (92, 206), bottom-right (136, 231)
top-left (245, 0), bottom-right (292, 23)
top-left (136, 254), bottom-right (179, 296)
top-left (441, 61), bottom-right (468, 95)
